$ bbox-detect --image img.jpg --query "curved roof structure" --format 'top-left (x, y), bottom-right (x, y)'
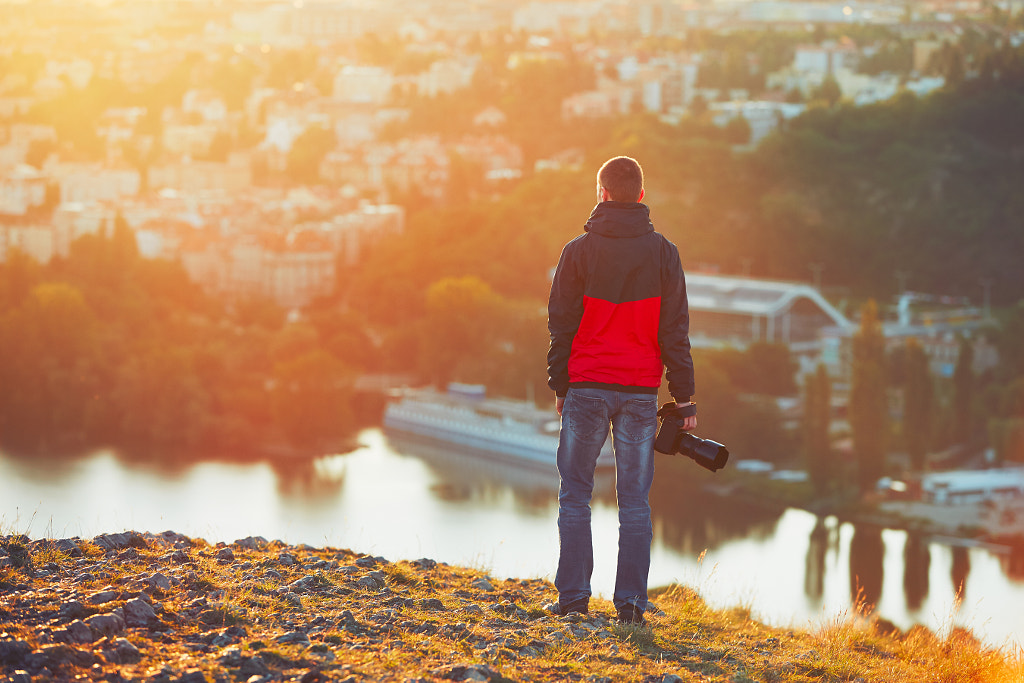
top-left (686, 273), bottom-right (852, 329)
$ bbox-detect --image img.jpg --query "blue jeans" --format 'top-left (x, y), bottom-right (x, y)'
top-left (555, 386), bottom-right (657, 614)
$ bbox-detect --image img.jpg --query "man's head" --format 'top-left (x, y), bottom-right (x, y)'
top-left (597, 156), bottom-right (644, 203)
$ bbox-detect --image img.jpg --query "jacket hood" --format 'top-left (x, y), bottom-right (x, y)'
top-left (584, 201), bottom-right (653, 238)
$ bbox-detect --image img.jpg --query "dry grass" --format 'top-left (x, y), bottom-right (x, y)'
top-left (0, 534), bottom-right (1020, 683)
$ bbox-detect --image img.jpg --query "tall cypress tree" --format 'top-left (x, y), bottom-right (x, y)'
top-left (850, 300), bottom-right (888, 493)
top-left (804, 363), bottom-right (833, 493)
top-left (903, 338), bottom-right (933, 472)
top-left (952, 336), bottom-right (974, 443)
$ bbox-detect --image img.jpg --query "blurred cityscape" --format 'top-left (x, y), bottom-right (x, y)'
top-left (1, 0), bottom-right (1024, 521)
top-left (3, 0), bottom-right (1020, 306)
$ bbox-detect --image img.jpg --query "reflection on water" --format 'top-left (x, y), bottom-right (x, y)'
top-left (904, 534), bottom-right (930, 611)
top-left (805, 520), bottom-right (828, 601)
top-left (1, 428), bottom-right (1022, 648)
top-left (952, 546), bottom-right (971, 602)
top-left (849, 526), bottom-right (885, 612)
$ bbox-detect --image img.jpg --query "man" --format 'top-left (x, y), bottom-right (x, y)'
top-left (547, 156), bottom-right (696, 625)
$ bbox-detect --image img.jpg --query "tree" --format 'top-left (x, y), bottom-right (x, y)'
top-left (271, 350), bottom-right (354, 450)
top-left (803, 363), bottom-right (833, 494)
top-left (419, 276), bottom-right (508, 386)
top-left (952, 336), bottom-right (974, 443)
top-left (903, 339), bottom-right (933, 471)
top-left (287, 125), bottom-right (335, 185)
top-left (813, 77), bottom-right (842, 107)
top-left (849, 300), bottom-right (888, 493)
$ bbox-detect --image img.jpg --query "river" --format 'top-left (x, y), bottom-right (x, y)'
top-left (1, 428), bottom-right (1021, 648)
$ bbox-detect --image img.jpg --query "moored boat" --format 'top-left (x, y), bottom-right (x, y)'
top-left (383, 383), bottom-right (614, 469)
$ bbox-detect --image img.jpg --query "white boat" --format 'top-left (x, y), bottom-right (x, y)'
top-left (383, 383), bottom-right (614, 469)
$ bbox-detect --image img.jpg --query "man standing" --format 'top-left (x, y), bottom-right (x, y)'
top-left (547, 156), bottom-right (696, 625)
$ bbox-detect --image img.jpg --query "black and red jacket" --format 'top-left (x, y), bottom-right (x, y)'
top-left (547, 201), bottom-right (694, 401)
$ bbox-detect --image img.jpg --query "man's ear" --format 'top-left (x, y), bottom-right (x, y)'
top-left (638, 188), bottom-right (644, 202)
top-left (600, 187), bottom-right (611, 202)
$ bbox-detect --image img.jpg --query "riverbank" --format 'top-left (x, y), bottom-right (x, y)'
top-left (1, 532), bottom-right (1019, 683)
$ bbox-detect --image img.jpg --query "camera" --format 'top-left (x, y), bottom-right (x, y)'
top-left (654, 402), bottom-right (729, 472)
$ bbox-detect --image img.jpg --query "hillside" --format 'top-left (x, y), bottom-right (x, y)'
top-left (0, 532), bottom-right (1019, 683)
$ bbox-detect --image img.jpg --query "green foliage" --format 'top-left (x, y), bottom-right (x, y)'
top-left (849, 301), bottom-right (888, 492)
top-left (902, 339), bottom-right (933, 471)
top-left (0, 228), bottom-right (373, 457)
top-left (951, 337), bottom-right (975, 443)
top-left (812, 77), bottom-right (842, 107)
top-left (272, 350), bottom-right (354, 450)
top-left (804, 363), bottom-right (833, 493)
top-left (287, 125), bottom-right (335, 185)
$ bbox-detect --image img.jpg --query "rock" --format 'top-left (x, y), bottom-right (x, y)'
top-left (471, 578), bottom-right (495, 592)
top-left (463, 604), bottom-right (484, 616)
top-left (0, 639), bottom-right (31, 666)
top-left (264, 569), bottom-right (282, 580)
top-left (276, 631), bottom-right (311, 645)
top-left (660, 676), bottom-right (685, 683)
top-left (356, 573), bottom-right (386, 591)
top-left (89, 590), bottom-right (119, 605)
top-left (161, 550), bottom-right (190, 564)
top-left (218, 646), bottom-right (243, 667)
top-left (147, 572), bottom-right (172, 592)
top-left (118, 547), bottom-right (140, 561)
top-left (490, 601), bottom-right (528, 620)
top-left (7, 671), bottom-right (31, 683)
top-left (239, 655), bottom-right (270, 677)
top-left (215, 547), bottom-right (235, 562)
top-left (85, 613), bottom-right (125, 638)
top-left (53, 539), bottom-right (83, 558)
top-left (234, 536), bottom-right (268, 551)
top-left (418, 598), bottom-right (445, 611)
top-left (176, 669), bottom-right (209, 683)
top-left (59, 600), bottom-right (88, 621)
top-left (413, 558), bottom-right (437, 570)
top-left (277, 552), bottom-right (297, 566)
top-left (123, 598), bottom-right (158, 627)
top-left (66, 620), bottom-right (94, 644)
top-left (93, 532), bottom-right (147, 552)
top-left (30, 643), bottom-right (98, 669)
top-left (432, 663), bottom-right (499, 681)
top-left (299, 669), bottom-right (327, 683)
top-left (111, 638), bottom-right (142, 664)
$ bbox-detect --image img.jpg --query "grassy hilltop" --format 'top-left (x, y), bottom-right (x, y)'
top-left (0, 532), bottom-right (1020, 683)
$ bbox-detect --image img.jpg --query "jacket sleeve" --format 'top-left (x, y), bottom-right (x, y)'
top-left (659, 241), bottom-right (695, 401)
top-left (547, 240), bottom-right (584, 397)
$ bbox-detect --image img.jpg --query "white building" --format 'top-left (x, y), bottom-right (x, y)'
top-left (710, 101), bottom-right (807, 144)
top-left (685, 273), bottom-right (852, 354)
top-left (413, 57), bottom-right (478, 97)
top-left (54, 164), bottom-right (140, 204)
top-left (1, 225), bottom-right (54, 264)
top-left (0, 164), bottom-right (49, 216)
top-left (334, 65), bottom-right (395, 105)
top-left (182, 90), bottom-right (228, 123)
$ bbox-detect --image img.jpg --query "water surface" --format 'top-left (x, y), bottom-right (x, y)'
top-left (2, 429), bottom-right (1021, 648)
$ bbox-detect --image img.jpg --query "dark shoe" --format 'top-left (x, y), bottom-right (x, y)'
top-left (547, 597), bottom-right (589, 616)
top-left (616, 605), bottom-right (646, 626)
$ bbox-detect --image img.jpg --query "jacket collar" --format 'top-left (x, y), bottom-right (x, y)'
top-left (584, 201), bottom-right (653, 238)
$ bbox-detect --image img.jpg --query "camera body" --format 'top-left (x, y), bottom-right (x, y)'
top-left (654, 402), bottom-right (729, 472)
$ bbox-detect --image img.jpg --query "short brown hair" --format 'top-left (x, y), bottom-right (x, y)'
top-left (597, 156), bottom-right (644, 202)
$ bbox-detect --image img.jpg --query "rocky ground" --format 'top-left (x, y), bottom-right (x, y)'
top-left (0, 532), bottom-right (1019, 683)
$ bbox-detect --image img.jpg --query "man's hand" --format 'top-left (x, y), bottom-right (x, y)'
top-left (677, 402), bottom-right (696, 431)
top-left (556, 396), bottom-right (565, 416)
